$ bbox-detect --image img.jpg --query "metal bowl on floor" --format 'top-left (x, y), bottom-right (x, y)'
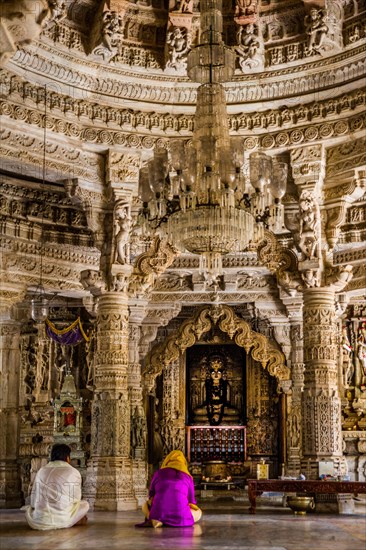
top-left (287, 496), bottom-right (315, 515)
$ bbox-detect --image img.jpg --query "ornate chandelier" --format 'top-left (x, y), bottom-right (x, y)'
top-left (138, 0), bottom-right (287, 285)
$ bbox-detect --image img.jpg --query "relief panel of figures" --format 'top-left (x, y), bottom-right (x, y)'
top-left (341, 304), bottom-right (366, 431)
top-left (246, 356), bottom-right (279, 476)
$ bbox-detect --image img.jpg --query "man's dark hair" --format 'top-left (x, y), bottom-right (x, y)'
top-left (50, 444), bottom-right (71, 462)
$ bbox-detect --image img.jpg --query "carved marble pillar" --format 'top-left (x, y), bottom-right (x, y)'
top-left (128, 303), bottom-right (148, 505)
top-left (277, 292), bottom-right (304, 476)
top-left (288, 323), bottom-right (305, 476)
top-left (84, 286), bottom-right (137, 510)
top-left (160, 357), bottom-right (185, 456)
top-left (301, 287), bottom-right (344, 478)
top-left (0, 319), bottom-right (22, 507)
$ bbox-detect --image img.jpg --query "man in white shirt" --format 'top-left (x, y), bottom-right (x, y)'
top-left (24, 443), bottom-right (89, 530)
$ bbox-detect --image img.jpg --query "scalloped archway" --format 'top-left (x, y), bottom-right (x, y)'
top-left (144, 304), bottom-right (291, 390)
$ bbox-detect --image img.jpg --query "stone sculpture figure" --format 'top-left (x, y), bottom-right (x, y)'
top-left (298, 191), bottom-right (319, 260)
top-left (235, 0), bottom-right (257, 18)
top-left (178, 0), bottom-right (193, 13)
top-left (113, 201), bottom-right (132, 265)
top-left (132, 407), bottom-right (145, 450)
top-left (193, 357), bottom-right (240, 425)
top-left (356, 325), bottom-right (366, 389)
top-left (236, 24), bottom-right (262, 71)
top-left (166, 27), bottom-right (190, 70)
top-left (94, 10), bottom-right (123, 60)
top-left (305, 8), bottom-right (328, 54)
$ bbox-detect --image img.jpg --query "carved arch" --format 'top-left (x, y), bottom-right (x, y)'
top-left (143, 304), bottom-right (290, 390)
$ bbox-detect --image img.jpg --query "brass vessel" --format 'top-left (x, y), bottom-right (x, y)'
top-left (287, 496), bottom-right (315, 515)
top-left (204, 460), bottom-right (227, 480)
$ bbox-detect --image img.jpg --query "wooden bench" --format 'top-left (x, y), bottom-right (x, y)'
top-left (247, 479), bottom-right (366, 514)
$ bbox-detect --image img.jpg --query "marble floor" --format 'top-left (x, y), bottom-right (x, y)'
top-left (1, 503), bottom-right (365, 550)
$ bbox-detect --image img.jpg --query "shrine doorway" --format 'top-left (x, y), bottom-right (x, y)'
top-left (144, 305), bottom-right (290, 478)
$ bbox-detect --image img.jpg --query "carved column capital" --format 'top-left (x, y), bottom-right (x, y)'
top-left (290, 144), bottom-right (325, 193)
top-left (107, 151), bottom-right (140, 194)
top-left (129, 236), bottom-right (179, 297)
top-left (324, 263), bottom-right (353, 292)
top-left (0, 286), bottom-right (26, 320)
top-left (80, 269), bottom-right (106, 297)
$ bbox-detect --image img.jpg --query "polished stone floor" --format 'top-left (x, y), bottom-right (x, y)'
top-left (1, 502), bottom-right (365, 550)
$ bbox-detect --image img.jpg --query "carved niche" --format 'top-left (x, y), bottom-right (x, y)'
top-left (187, 345), bottom-right (246, 426)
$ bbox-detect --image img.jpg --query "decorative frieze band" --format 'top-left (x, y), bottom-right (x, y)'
top-left (2, 69), bottom-right (365, 142)
top-left (9, 42), bottom-right (366, 105)
top-left (2, 97), bottom-right (364, 154)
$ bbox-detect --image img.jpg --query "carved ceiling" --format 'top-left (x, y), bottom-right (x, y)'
top-left (0, 0), bottom-right (365, 333)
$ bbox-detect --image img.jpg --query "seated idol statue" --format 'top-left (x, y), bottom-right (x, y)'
top-left (193, 357), bottom-right (240, 425)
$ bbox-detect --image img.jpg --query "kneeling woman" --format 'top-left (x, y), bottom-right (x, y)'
top-left (140, 450), bottom-right (202, 528)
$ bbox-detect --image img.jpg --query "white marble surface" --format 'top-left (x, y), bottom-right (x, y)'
top-left (1, 503), bottom-right (365, 550)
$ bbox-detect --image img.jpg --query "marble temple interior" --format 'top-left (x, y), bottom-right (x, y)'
top-left (0, 1), bottom-right (366, 545)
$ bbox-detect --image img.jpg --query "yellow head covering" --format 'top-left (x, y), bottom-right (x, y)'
top-left (160, 450), bottom-right (192, 477)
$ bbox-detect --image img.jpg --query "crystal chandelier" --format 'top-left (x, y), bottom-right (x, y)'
top-left (138, 0), bottom-right (287, 285)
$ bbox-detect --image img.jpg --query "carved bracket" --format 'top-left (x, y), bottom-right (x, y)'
top-left (129, 236), bottom-right (179, 296)
top-left (257, 230), bottom-right (302, 296)
top-left (324, 263), bottom-right (353, 292)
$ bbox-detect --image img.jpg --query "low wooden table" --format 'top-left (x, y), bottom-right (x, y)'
top-left (247, 479), bottom-right (366, 514)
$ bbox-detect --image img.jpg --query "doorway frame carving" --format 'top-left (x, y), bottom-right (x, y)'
top-left (143, 304), bottom-right (291, 391)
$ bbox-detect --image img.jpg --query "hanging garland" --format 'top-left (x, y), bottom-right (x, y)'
top-left (45, 317), bottom-right (90, 345)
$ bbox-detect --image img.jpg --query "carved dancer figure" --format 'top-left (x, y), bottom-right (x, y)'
top-left (101, 10), bottom-right (123, 52)
top-left (298, 191), bottom-right (319, 260)
top-left (131, 407), bottom-right (145, 450)
top-left (356, 324), bottom-right (366, 388)
top-left (113, 201), bottom-right (132, 265)
top-left (305, 8), bottom-right (328, 53)
top-left (342, 325), bottom-right (353, 388)
top-left (236, 24), bottom-right (261, 71)
top-left (166, 27), bottom-right (190, 70)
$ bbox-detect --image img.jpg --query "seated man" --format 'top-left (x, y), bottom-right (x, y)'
top-left (24, 443), bottom-right (89, 530)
